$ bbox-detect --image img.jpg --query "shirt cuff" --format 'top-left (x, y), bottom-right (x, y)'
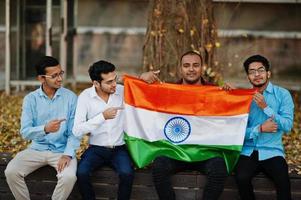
top-left (250, 125), bottom-right (260, 139)
top-left (37, 125), bottom-right (48, 137)
top-left (263, 106), bottom-right (275, 118)
top-left (63, 149), bottom-right (75, 159)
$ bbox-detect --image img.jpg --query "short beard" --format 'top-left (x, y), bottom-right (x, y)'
top-left (251, 78), bottom-right (268, 88)
top-left (253, 82), bottom-right (266, 88)
top-left (183, 78), bottom-right (201, 85)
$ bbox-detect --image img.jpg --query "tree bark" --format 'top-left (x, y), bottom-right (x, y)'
top-left (143, 0), bottom-right (217, 82)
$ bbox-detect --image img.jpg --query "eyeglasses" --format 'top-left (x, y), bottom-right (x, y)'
top-left (248, 67), bottom-right (266, 75)
top-left (41, 71), bottom-right (65, 79)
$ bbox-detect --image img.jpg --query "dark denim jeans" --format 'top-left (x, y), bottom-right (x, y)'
top-left (77, 145), bottom-right (134, 200)
top-left (152, 156), bottom-right (228, 200)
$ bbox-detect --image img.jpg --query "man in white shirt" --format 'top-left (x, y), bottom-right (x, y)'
top-left (73, 60), bottom-right (134, 200)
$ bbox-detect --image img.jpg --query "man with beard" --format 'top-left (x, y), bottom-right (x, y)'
top-left (5, 56), bottom-right (79, 200)
top-left (140, 51), bottom-right (228, 200)
top-left (234, 55), bottom-right (294, 200)
top-left (73, 60), bottom-right (134, 200)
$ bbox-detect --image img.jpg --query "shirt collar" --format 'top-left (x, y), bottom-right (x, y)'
top-left (89, 86), bottom-right (98, 98)
top-left (38, 86), bottom-right (62, 98)
top-left (265, 82), bottom-right (273, 94)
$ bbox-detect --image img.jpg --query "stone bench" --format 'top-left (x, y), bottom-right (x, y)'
top-left (1, 152), bottom-right (300, 200)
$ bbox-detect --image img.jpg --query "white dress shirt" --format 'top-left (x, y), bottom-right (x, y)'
top-left (73, 85), bottom-right (125, 146)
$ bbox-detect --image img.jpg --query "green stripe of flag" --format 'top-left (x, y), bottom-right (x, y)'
top-left (124, 133), bottom-right (242, 173)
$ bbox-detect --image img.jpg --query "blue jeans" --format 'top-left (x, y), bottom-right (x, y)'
top-left (77, 145), bottom-right (134, 200)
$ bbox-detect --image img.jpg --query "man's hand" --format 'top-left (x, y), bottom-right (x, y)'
top-left (103, 107), bottom-right (122, 120)
top-left (261, 118), bottom-right (278, 133)
top-left (253, 92), bottom-right (267, 109)
top-left (57, 155), bottom-right (71, 173)
top-left (222, 82), bottom-right (236, 91)
top-left (44, 119), bottom-right (66, 133)
top-left (140, 70), bottom-right (161, 84)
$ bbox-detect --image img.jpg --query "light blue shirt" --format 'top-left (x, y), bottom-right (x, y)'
top-left (20, 87), bottom-right (80, 158)
top-left (241, 82), bottom-right (294, 160)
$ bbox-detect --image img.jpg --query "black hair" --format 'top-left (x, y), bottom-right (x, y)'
top-left (35, 56), bottom-right (59, 75)
top-left (88, 60), bottom-right (116, 81)
top-left (180, 50), bottom-right (203, 65)
top-left (243, 55), bottom-right (270, 73)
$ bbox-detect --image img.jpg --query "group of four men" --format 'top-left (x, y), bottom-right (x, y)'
top-left (5, 51), bottom-right (294, 200)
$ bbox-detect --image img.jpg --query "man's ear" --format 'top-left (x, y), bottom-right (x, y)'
top-left (92, 80), bottom-right (100, 87)
top-left (37, 75), bottom-right (45, 83)
top-left (267, 71), bottom-right (271, 79)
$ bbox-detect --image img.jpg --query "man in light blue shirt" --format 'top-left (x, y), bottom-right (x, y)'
top-left (234, 55), bottom-right (294, 200)
top-left (5, 56), bottom-right (80, 200)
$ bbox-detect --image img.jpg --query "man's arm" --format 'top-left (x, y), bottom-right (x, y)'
top-left (64, 95), bottom-right (81, 158)
top-left (245, 124), bottom-right (260, 140)
top-left (72, 93), bottom-right (108, 137)
top-left (254, 91), bottom-right (294, 133)
top-left (58, 95), bottom-right (80, 173)
top-left (20, 95), bottom-right (47, 140)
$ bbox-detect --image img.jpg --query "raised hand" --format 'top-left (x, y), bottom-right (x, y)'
top-left (253, 92), bottom-right (267, 109)
top-left (222, 82), bottom-right (236, 91)
top-left (140, 70), bottom-right (161, 84)
top-left (103, 107), bottom-right (122, 120)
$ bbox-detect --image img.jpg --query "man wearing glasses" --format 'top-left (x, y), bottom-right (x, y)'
top-left (234, 55), bottom-right (294, 200)
top-left (5, 56), bottom-right (80, 200)
top-left (73, 60), bottom-right (134, 200)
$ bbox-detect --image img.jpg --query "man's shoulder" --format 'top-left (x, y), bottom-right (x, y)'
top-left (116, 84), bottom-right (124, 92)
top-left (78, 86), bottom-right (93, 98)
top-left (270, 83), bottom-right (291, 96)
top-left (59, 87), bottom-right (77, 98)
top-left (24, 88), bottom-right (40, 100)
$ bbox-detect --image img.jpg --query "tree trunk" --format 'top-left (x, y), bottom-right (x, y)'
top-left (143, 0), bottom-right (217, 82)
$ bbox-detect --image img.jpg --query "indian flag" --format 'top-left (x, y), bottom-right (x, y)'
top-left (123, 75), bottom-right (255, 172)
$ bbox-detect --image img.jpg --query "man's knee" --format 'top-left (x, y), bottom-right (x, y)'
top-left (5, 163), bottom-right (20, 181)
top-left (119, 171), bottom-right (134, 183)
top-left (118, 164), bottom-right (134, 179)
top-left (76, 165), bottom-right (90, 179)
top-left (235, 169), bottom-right (253, 184)
top-left (152, 156), bottom-right (173, 174)
top-left (206, 157), bottom-right (228, 178)
top-left (60, 172), bottom-right (77, 186)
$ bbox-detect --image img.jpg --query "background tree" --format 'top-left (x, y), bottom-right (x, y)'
top-left (143, 0), bottom-right (219, 82)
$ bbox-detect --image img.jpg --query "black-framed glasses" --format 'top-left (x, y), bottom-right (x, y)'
top-left (248, 67), bottom-right (266, 75)
top-left (41, 71), bottom-right (65, 79)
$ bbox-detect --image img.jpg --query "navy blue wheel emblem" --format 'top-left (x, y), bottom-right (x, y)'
top-left (164, 117), bottom-right (191, 143)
